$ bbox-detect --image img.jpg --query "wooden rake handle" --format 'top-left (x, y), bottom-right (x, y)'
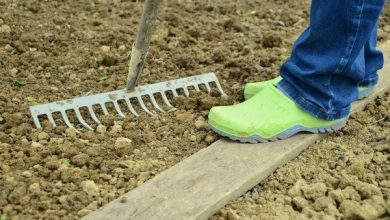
top-left (126, 0), bottom-right (162, 91)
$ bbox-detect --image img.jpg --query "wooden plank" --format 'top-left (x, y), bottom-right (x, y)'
top-left (83, 41), bottom-right (390, 220)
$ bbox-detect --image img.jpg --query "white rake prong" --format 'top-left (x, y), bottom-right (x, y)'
top-left (205, 83), bottom-right (211, 93)
top-left (87, 106), bottom-right (101, 125)
top-left (32, 114), bottom-right (42, 129)
top-left (47, 113), bottom-right (57, 128)
top-left (113, 101), bottom-right (126, 118)
top-left (171, 89), bottom-right (178, 97)
top-left (160, 92), bottom-right (173, 108)
top-left (137, 97), bottom-right (153, 115)
top-left (215, 81), bottom-right (227, 96)
top-left (125, 99), bottom-right (139, 117)
top-left (60, 111), bottom-right (80, 133)
top-left (149, 94), bottom-right (165, 112)
top-left (100, 103), bottom-right (109, 115)
top-left (183, 87), bottom-right (190, 97)
top-left (75, 108), bottom-right (93, 130)
top-left (193, 84), bottom-right (200, 92)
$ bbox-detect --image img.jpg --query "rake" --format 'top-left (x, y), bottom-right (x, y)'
top-left (29, 0), bottom-right (226, 131)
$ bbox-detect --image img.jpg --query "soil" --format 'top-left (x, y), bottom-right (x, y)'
top-left (0, 0), bottom-right (389, 219)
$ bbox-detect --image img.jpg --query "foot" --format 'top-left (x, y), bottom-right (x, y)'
top-left (244, 76), bottom-right (375, 100)
top-left (208, 84), bottom-right (348, 143)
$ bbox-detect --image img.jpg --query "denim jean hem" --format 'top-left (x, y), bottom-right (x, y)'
top-left (277, 80), bottom-right (350, 121)
top-left (358, 73), bottom-right (378, 87)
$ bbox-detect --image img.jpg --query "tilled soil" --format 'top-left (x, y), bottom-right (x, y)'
top-left (0, 0), bottom-right (389, 219)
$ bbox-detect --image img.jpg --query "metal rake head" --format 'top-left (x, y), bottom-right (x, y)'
top-left (30, 72), bottom-right (226, 132)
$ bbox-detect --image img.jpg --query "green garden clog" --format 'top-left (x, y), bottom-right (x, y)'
top-left (208, 84), bottom-right (348, 143)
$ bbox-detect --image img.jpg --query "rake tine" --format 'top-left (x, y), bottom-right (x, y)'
top-left (183, 87), bottom-right (190, 97)
top-left (215, 81), bottom-right (227, 96)
top-left (47, 113), bottom-right (57, 128)
top-left (205, 83), bottom-right (211, 93)
top-left (60, 111), bottom-right (79, 133)
top-left (113, 101), bottom-right (126, 117)
top-left (100, 103), bottom-right (109, 115)
top-left (160, 92), bottom-right (173, 108)
top-left (87, 106), bottom-right (101, 124)
top-left (32, 114), bottom-right (42, 129)
top-left (137, 97), bottom-right (153, 115)
top-left (149, 94), bottom-right (165, 112)
top-left (125, 99), bottom-right (139, 117)
top-left (172, 89), bottom-right (178, 97)
top-left (194, 84), bottom-right (200, 92)
top-left (75, 108), bottom-right (93, 130)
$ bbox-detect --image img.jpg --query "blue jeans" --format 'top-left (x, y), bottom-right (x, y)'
top-left (278, 0), bottom-right (385, 120)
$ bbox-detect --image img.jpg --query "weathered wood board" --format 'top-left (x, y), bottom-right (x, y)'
top-left (83, 41), bottom-right (390, 220)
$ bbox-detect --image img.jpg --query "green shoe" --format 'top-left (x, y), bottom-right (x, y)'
top-left (208, 84), bottom-right (348, 143)
top-left (244, 76), bottom-right (374, 100)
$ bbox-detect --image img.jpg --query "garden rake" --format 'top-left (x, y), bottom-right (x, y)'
top-left (30, 0), bottom-right (226, 131)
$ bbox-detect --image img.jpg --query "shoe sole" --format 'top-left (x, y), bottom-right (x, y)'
top-left (209, 118), bottom-right (348, 144)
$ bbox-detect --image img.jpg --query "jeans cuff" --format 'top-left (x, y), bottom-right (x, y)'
top-left (358, 74), bottom-right (378, 88)
top-left (277, 80), bottom-right (350, 121)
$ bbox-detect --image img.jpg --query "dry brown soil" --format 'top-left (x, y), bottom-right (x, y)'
top-left (0, 0), bottom-right (389, 219)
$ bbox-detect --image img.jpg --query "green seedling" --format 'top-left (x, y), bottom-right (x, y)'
top-left (99, 76), bottom-right (108, 81)
top-left (0, 214), bottom-right (7, 220)
top-left (11, 80), bottom-right (25, 88)
top-left (61, 159), bottom-right (72, 167)
top-left (91, 143), bottom-right (101, 149)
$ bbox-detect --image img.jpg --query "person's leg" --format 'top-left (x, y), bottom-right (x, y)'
top-left (360, 23), bottom-right (384, 89)
top-left (244, 22), bottom-right (384, 100)
top-left (278, 0), bottom-right (385, 121)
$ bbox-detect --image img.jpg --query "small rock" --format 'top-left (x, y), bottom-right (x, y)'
top-left (21, 171), bottom-right (32, 178)
top-left (58, 195), bottom-right (67, 204)
top-left (384, 25), bottom-right (390, 33)
top-left (38, 132), bottom-right (50, 141)
top-left (329, 189), bottom-right (348, 204)
top-left (205, 134), bottom-right (215, 144)
top-left (313, 196), bottom-right (336, 211)
top-left (356, 182), bottom-right (381, 199)
top-left (190, 135), bottom-right (197, 142)
top-left (175, 112), bottom-right (194, 123)
top-left (9, 68), bottom-right (18, 77)
top-left (303, 182), bottom-right (327, 200)
top-left (80, 180), bottom-right (99, 196)
top-left (65, 128), bottom-right (77, 138)
top-left (0, 24), bottom-right (11, 34)
top-left (288, 179), bottom-right (307, 197)
top-left (78, 208), bottom-right (92, 217)
top-left (110, 124), bottom-right (123, 134)
top-left (71, 153), bottom-right (90, 166)
top-left (194, 118), bottom-right (208, 130)
top-left (339, 200), bottom-right (361, 219)
top-left (118, 45), bottom-right (126, 51)
top-left (100, 45), bottom-right (110, 53)
top-left (227, 210), bottom-right (240, 220)
top-left (292, 196), bottom-right (309, 211)
top-left (96, 124), bottom-right (107, 134)
top-left (45, 160), bottom-right (60, 170)
top-left (114, 137), bottom-right (133, 155)
top-left (343, 186), bottom-right (361, 201)
top-left (31, 141), bottom-right (43, 149)
top-left (28, 183), bottom-right (41, 194)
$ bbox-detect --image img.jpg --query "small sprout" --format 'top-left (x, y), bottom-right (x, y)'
top-left (61, 159), bottom-right (72, 167)
top-left (0, 214), bottom-right (7, 220)
top-left (91, 143), bottom-right (101, 149)
top-left (99, 76), bottom-right (108, 82)
top-left (11, 80), bottom-right (25, 88)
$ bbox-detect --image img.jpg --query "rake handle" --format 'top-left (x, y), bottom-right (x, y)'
top-left (126, 0), bottom-right (162, 91)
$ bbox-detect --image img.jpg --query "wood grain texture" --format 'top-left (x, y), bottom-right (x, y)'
top-left (83, 40), bottom-right (390, 220)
